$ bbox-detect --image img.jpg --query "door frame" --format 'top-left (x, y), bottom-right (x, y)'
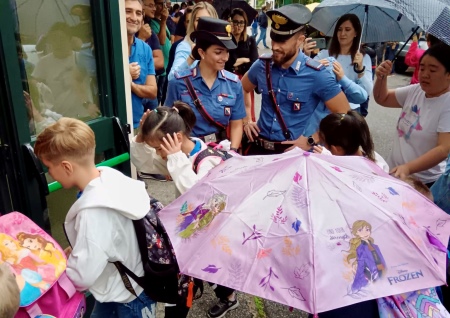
top-left (0, 0), bottom-right (132, 227)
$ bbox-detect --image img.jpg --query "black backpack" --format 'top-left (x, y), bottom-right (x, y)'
top-left (192, 147), bottom-right (234, 174)
top-left (114, 197), bottom-right (203, 305)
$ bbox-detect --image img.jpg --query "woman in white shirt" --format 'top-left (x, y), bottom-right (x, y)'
top-left (374, 43), bottom-right (450, 187)
top-left (314, 14), bottom-right (373, 114)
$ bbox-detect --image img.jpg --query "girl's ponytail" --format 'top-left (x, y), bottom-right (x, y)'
top-left (357, 115), bottom-right (375, 162)
top-left (141, 102), bottom-right (196, 141)
top-left (173, 101), bottom-right (196, 136)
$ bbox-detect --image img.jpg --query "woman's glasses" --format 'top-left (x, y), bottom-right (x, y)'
top-left (232, 20), bottom-right (245, 26)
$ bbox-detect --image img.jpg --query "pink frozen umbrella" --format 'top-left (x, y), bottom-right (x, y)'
top-left (158, 148), bottom-right (450, 315)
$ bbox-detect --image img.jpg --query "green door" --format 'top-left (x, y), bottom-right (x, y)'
top-left (0, 0), bottom-right (131, 244)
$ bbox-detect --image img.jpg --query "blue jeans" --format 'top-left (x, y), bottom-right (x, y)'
top-left (256, 27), bottom-right (267, 47)
top-left (90, 292), bottom-right (156, 318)
top-left (251, 26), bottom-right (258, 38)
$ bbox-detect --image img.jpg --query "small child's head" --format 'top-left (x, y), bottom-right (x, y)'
top-left (141, 102), bottom-right (196, 160)
top-left (404, 176), bottom-right (434, 201)
top-left (34, 118), bottom-right (96, 188)
top-left (0, 263), bottom-right (20, 318)
top-left (319, 110), bottom-right (375, 162)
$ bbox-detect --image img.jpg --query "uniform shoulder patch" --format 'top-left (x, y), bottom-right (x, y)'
top-left (259, 53), bottom-right (273, 60)
top-left (305, 58), bottom-right (324, 71)
top-left (221, 70), bottom-right (239, 82)
top-left (174, 68), bottom-right (194, 79)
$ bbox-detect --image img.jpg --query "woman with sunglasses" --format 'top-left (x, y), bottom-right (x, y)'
top-left (226, 8), bottom-right (258, 122)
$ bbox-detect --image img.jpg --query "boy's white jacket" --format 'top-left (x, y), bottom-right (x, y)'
top-left (64, 166), bottom-right (149, 303)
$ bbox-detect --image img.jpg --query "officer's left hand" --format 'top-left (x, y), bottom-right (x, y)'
top-left (161, 133), bottom-right (182, 156)
top-left (234, 58), bottom-right (250, 67)
top-left (281, 135), bottom-right (309, 152)
top-left (353, 52), bottom-right (364, 71)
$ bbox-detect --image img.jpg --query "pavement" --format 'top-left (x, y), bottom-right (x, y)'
top-left (144, 34), bottom-right (413, 318)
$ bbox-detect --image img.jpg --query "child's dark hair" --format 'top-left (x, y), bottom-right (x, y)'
top-left (141, 101), bottom-right (196, 141)
top-left (319, 110), bottom-right (375, 161)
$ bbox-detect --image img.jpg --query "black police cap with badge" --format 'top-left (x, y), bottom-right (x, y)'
top-left (266, 4), bottom-right (312, 42)
top-left (190, 17), bottom-right (237, 60)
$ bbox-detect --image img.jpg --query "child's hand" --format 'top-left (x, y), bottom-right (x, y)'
top-left (313, 145), bottom-right (323, 154)
top-left (136, 109), bottom-right (152, 143)
top-left (161, 133), bottom-right (182, 156)
top-left (390, 164), bottom-right (410, 180)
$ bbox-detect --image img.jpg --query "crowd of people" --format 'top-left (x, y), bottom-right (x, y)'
top-left (2, 0), bottom-right (450, 318)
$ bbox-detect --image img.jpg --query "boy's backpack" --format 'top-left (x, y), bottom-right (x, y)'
top-left (114, 198), bottom-right (203, 306)
top-left (193, 147), bottom-right (234, 174)
top-left (377, 287), bottom-right (450, 317)
top-left (0, 212), bottom-right (86, 318)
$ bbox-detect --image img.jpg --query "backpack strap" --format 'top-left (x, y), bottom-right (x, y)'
top-left (193, 147), bottom-right (232, 174)
top-left (182, 76), bottom-right (226, 131)
top-left (259, 56), bottom-right (292, 140)
top-left (113, 261), bottom-right (143, 299)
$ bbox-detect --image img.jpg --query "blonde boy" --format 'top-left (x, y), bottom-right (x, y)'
top-left (0, 263), bottom-right (20, 318)
top-left (34, 118), bottom-right (156, 317)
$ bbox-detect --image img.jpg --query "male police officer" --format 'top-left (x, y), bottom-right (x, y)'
top-left (241, 4), bottom-right (350, 155)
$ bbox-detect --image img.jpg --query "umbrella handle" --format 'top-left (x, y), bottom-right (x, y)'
top-left (353, 5), bottom-right (368, 73)
top-left (392, 26), bottom-right (420, 62)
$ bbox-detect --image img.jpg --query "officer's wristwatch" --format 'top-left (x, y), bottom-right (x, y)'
top-left (307, 136), bottom-right (317, 147)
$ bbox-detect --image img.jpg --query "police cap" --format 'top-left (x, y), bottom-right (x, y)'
top-left (266, 4), bottom-right (312, 42)
top-left (191, 17), bottom-right (237, 59)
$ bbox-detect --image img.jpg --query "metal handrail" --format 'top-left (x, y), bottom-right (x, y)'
top-left (47, 153), bottom-right (130, 193)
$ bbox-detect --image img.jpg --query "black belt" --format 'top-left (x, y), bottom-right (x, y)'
top-left (253, 137), bottom-right (290, 152)
top-left (198, 131), bottom-right (227, 143)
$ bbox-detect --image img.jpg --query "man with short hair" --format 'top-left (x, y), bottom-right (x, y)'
top-left (126, 0), bottom-right (157, 129)
top-left (139, 0), bottom-right (164, 113)
top-left (150, 0), bottom-right (172, 104)
top-left (255, 6), bottom-right (269, 49)
top-left (140, 0), bottom-right (164, 72)
top-left (241, 4), bottom-right (350, 155)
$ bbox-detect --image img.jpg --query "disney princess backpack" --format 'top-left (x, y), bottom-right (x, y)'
top-left (0, 212), bottom-right (86, 318)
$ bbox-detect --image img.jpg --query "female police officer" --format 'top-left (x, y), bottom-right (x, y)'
top-left (165, 17), bottom-right (246, 151)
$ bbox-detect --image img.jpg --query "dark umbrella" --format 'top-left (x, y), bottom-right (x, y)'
top-left (214, 0), bottom-right (258, 26)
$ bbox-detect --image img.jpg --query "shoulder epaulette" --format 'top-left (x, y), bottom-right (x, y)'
top-left (258, 53), bottom-right (273, 60)
top-left (221, 70), bottom-right (239, 82)
top-left (174, 68), bottom-right (194, 79)
top-left (305, 58), bottom-right (324, 71)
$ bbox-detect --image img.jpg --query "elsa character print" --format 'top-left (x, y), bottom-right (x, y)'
top-left (347, 220), bottom-right (386, 293)
top-left (177, 193), bottom-right (227, 238)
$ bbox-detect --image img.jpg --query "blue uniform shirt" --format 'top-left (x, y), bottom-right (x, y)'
top-left (129, 37), bottom-right (156, 128)
top-left (247, 50), bottom-right (342, 141)
top-left (165, 66), bottom-right (246, 137)
top-left (302, 57), bottom-right (368, 137)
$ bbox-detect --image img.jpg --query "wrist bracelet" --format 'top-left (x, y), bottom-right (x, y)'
top-left (354, 65), bottom-right (365, 74)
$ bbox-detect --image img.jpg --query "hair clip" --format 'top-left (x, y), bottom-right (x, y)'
top-left (153, 109), bottom-right (158, 113)
top-left (339, 113), bottom-right (346, 120)
top-left (173, 107), bottom-right (179, 113)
